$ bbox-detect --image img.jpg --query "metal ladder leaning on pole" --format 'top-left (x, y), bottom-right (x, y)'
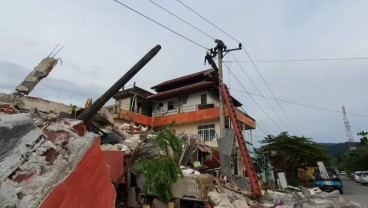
top-left (220, 83), bottom-right (262, 197)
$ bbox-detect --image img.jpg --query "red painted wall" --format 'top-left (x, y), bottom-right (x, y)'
top-left (103, 151), bottom-right (125, 184)
top-left (119, 107), bottom-right (256, 129)
top-left (40, 138), bottom-right (116, 208)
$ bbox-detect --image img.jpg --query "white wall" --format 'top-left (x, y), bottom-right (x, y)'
top-left (152, 90), bottom-right (219, 116)
top-left (116, 97), bottom-right (131, 110)
top-left (174, 120), bottom-right (220, 140)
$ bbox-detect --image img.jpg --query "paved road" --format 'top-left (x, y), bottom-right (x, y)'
top-left (341, 176), bottom-right (368, 207)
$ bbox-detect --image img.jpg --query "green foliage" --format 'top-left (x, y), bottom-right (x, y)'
top-left (151, 125), bottom-right (183, 159)
top-left (319, 143), bottom-right (349, 158)
top-left (260, 132), bottom-right (330, 175)
top-left (357, 131), bottom-right (368, 145)
top-left (337, 130), bottom-right (368, 172)
top-left (133, 126), bottom-right (183, 202)
top-left (337, 144), bottom-right (368, 172)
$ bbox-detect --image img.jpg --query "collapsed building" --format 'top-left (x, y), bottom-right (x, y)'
top-left (0, 45), bottom-right (363, 208)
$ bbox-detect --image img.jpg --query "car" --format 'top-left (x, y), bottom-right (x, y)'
top-left (360, 171), bottom-right (368, 185)
top-left (314, 168), bottom-right (343, 194)
top-left (354, 171), bottom-right (363, 183)
top-left (340, 171), bottom-right (347, 175)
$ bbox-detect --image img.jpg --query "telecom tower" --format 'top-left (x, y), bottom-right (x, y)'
top-left (342, 106), bottom-right (356, 151)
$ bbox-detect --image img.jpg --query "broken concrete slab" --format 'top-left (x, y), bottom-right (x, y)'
top-left (0, 113), bottom-right (44, 182)
top-left (300, 186), bottom-right (323, 196)
top-left (208, 191), bottom-right (232, 207)
top-left (233, 199), bottom-right (249, 208)
top-left (15, 57), bottom-right (58, 95)
top-left (0, 118), bottom-right (98, 207)
top-left (0, 93), bottom-right (71, 114)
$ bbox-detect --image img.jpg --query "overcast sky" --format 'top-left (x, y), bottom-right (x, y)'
top-left (1, 0), bottom-right (367, 145)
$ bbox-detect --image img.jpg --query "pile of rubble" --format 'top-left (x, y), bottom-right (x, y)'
top-left (0, 97), bottom-right (116, 207)
top-left (1, 95), bottom-right (365, 208)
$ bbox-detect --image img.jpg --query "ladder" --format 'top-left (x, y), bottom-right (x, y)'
top-left (220, 83), bottom-right (262, 197)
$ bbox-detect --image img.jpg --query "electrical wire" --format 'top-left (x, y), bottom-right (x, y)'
top-left (176, 0), bottom-right (240, 43)
top-left (223, 62), bottom-right (284, 132)
top-left (230, 52), bottom-right (297, 135)
top-left (240, 106), bottom-right (270, 136)
top-left (147, 0), bottom-right (215, 40)
top-left (112, 0), bottom-right (209, 50)
top-left (223, 57), bottom-right (368, 63)
top-left (242, 48), bottom-right (302, 135)
top-left (230, 88), bottom-right (368, 118)
top-left (174, 1), bottom-right (302, 134)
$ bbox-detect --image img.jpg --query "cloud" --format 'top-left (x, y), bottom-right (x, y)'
top-left (0, 61), bottom-right (108, 106)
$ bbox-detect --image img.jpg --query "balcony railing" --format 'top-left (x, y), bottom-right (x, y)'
top-left (116, 103), bottom-right (256, 129)
top-left (152, 103), bottom-right (215, 117)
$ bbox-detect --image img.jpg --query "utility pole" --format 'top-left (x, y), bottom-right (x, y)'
top-left (218, 46), bottom-right (225, 134)
top-left (208, 39), bottom-right (242, 137)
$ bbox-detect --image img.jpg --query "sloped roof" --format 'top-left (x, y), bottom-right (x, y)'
top-left (151, 69), bottom-right (216, 92)
top-left (147, 81), bottom-right (215, 100)
top-left (148, 80), bottom-right (242, 107)
top-left (113, 86), bottom-right (153, 100)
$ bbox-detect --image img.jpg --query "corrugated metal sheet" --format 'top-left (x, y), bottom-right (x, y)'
top-left (218, 129), bottom-right (235, 178)
top-left (218, 129), bottom-right (235, 156)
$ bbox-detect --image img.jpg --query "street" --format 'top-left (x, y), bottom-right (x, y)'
top-left (341, 176), bottom-right (368, 207)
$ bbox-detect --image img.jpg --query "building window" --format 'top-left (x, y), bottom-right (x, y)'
top-left (181, 95), bottom-right (188, 105)
top-left (198, 124), bottom-right (216, 141)
top-left (157, 102), bottom-right (163, 110)
top-left (201, 94), bottom-right (207, 104)
top-left (168, 101), bottom-right (174, 110)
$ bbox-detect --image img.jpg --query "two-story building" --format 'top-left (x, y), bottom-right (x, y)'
top-left (113, 68), bottom-right (256, 145)
top-left (148, 68), bottom-right (255, 143)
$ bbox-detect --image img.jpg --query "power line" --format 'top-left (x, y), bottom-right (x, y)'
top-left (176, 0), bottom-right (240, 43)
top-left (112, 0), bottom-right (208, 50)
top-left (240, 106), bottom-right (270, 136)
top-left (242, 47), bottom-right (302, 135)
top-left (223, 57), bottom-right (368, 63)
top-left (174, 1), bottom-right (302, 134)
top-left (224, 62), bottom-right (284, 132)
top-left (230, 88), bottom-right (368, 118)
top-left (230, 52), bottom-right (297, 135)
top-left (147, 0), bottom-right (215, 40)
top-left (172, 0), bottom-right (301, 134)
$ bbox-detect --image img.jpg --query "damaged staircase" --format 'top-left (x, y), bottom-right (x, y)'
top-left (220, 83), bottom-right (262, 197)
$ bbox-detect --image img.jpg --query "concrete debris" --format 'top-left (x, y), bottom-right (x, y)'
top-left (208, 191), bottom-right (232, 207)
top-left (294, 195), bottom-right (362, 208)
top-left (0, 93), bottom-right (365, 208)
top-left (15, 57), bottom-right (58, 95)
top-left (171, 173), bottom-right (214, 200)
top-left (180, 166), bottom-right (200, 175)
top-left (101, 143), bottom-right (128, 151)
top-left (301, 187), bottom-right (323, 196)
top-left (121, 122), bottom-right (149, 134)
top-left (0, 117), bottom-right (96, 208)
top-left (208, 189), bottom-right (251, 208)
top-left (0, 114), bottom-right (44, 182)
top-left (0, 103), bottom-right (19, 114)
top-left (0, 93), bottom-right (71, 114)
top-left (262, 188), bottom-right (364, 208)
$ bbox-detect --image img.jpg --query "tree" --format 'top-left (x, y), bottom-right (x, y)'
top-left (133, 126), bottom-right (183, 203)
top-left (357, 131), bottom-right (368, 145)
top-left (337, 131), bottom-right (368, 172)
top-left (260, 132), bottom-right (330, 180)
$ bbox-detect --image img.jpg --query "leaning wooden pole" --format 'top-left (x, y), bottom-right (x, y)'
top-left (77, 45), bottom-right (161, 123)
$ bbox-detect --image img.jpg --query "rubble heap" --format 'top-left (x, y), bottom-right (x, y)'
top-left (0, 112), bottom-right (99, 207)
